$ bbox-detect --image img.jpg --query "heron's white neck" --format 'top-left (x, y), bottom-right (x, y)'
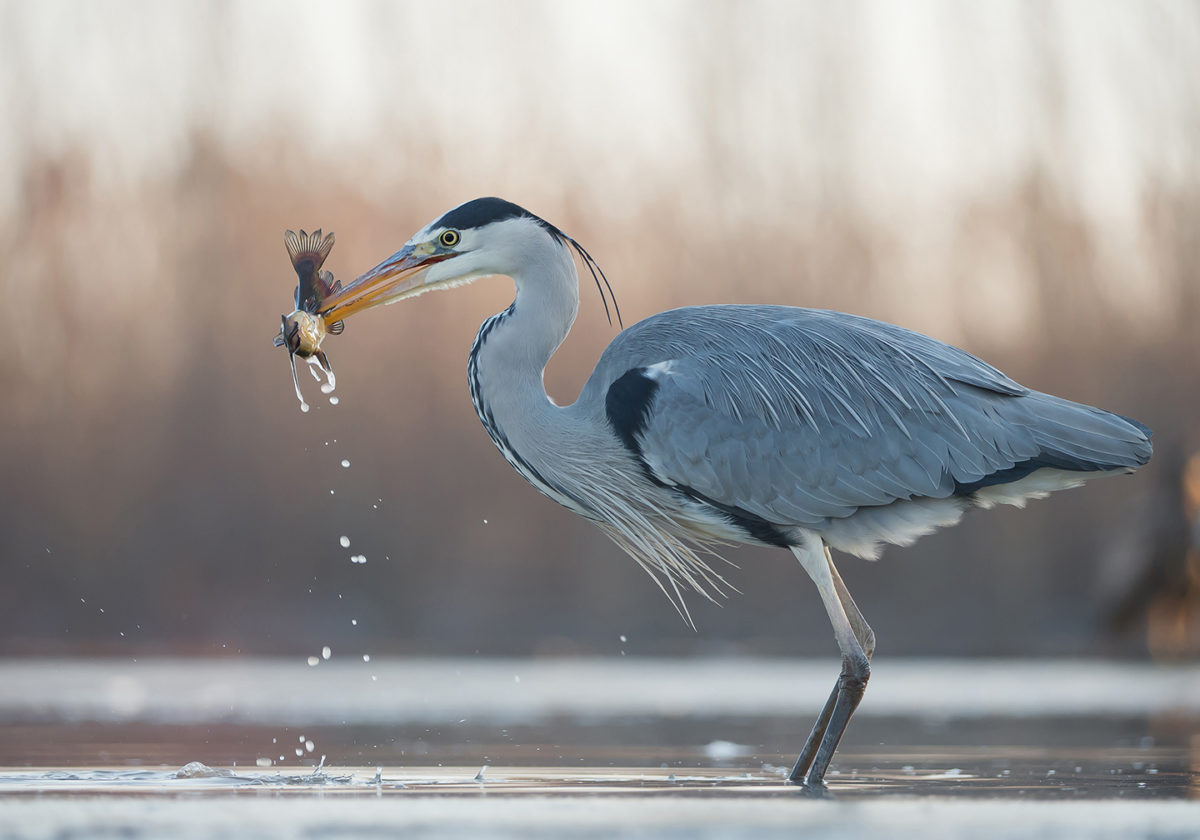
top-left (466, 235), bottom-right (594, 513)
top-left (471, 237), bottom-right (579, 397)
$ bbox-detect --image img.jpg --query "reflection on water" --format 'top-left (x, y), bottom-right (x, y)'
top-left (0, 715), bottom-right (1195, 800)
top-left (0, 757), bottom-right (1194, 800)
top-left (1, 657), bottom-right (1197, 826)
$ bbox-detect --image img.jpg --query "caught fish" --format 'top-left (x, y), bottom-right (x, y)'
top-left (273, 229), bottom-right (344, 411)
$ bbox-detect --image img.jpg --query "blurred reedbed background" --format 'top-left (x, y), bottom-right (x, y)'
top-left (0, 0), bottom-right (1197, 660)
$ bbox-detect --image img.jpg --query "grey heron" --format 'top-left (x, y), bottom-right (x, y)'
top-left (314, 197), bottom-right (1153, 786)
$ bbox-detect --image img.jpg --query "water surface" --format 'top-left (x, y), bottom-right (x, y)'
top-left (1, 658), bottom-right (1197, 838)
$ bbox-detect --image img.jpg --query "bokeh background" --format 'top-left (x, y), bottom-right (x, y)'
top-left (1, 0), bottom-right (1197, 661)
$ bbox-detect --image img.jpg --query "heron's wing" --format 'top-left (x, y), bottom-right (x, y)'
top-left (596, 306), bottom-right (1143, 530)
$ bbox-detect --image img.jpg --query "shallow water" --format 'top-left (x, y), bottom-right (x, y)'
top-left (1, 658), bottom-right (1197, 838)
top-left (0, 715), bottom-right (1194, 797)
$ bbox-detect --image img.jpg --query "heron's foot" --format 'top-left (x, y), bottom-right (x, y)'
top-left (786, 778), bottom-right (834, 799)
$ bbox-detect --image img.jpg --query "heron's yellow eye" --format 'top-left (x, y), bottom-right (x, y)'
top-left (440, 230), bottom-right (460, 247)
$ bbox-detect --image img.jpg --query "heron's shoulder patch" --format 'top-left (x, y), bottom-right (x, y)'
top-left (606, 367), bottom-right (660, 457)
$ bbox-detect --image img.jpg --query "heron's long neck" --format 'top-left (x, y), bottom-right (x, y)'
top-left (469, 242), bottom-right (578, 394)
top-left (467, 244), bottom-right (590, 511)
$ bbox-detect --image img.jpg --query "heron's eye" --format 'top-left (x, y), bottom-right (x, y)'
top-left (439, 230), bottom-right (460, 248)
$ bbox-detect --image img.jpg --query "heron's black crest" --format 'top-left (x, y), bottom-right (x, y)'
top-left (435, 197), bottom-right (535, 232)
top-left (437, 197), bottom-right (623, 329)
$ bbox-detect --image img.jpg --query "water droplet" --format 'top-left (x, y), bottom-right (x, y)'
top-left (294, 748), bottom-right (303, 757)
top-left (320, 369), bottom-right (337, 394)
top-left (307, 656), bottom-right (319, 667)
top-left (340, 459), bottom-right (350, 468)
top-left (305, 740), bottom-right (315, 752)
top-left (256, 757), bottom-right (272, 768)
top-left (299, 402), bottom-right (310, 414)
top-left (339, 536), bottom-right (350, 548)
top-left (362, 654), bottom-right (370, 662)
top-left (351, 619), bottom-right (358, 626)
top-left (329, 396), bottom-right (340, 405)
top-left (322, 646), bottom-right (332, 660)
top-left (619, 635), bottom-right (627, 643)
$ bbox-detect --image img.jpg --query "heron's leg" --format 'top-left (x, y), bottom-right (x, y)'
top-left (792, 684), bottom-right (838, 775)
top-left (830, 549), bottom-right (876, 659)
top-left (787, 541), bottom-right (871, 786)
top-left (789, 551), bottom-right (876, 779)
top-left (789, 550), bottom-right (875, 780)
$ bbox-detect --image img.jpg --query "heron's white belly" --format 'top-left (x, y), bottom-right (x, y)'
top-left (816, 466), bottom-right (1128, 560)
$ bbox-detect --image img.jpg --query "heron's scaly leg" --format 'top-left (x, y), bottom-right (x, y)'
top-left (789, 550), bottom-right (875, 781)
top-left (790, 551), bottom-right (876, 780)
top-left (788, 541), bottom-right (872, 786)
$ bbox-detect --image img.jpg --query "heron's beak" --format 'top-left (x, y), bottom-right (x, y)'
top-left (318, 242), bottom-right (453, 323)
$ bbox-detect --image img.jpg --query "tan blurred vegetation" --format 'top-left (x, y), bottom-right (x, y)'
top-left (0, 1), bottom-right (1197, 658)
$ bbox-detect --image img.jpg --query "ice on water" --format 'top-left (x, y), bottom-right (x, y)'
top-left (176, 761), bottom-right (233, 779)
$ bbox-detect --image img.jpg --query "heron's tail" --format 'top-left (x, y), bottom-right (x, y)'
top-left (1020, 391), bottom-right (1153, 473)
top-left (961, 392), bottom-right (1151, 508)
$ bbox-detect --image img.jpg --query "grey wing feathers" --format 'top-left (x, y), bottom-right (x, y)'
top-left (594, 305), bottom-right (1151, 530)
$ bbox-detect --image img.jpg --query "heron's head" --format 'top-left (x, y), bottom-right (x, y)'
top-left (318, 197), bottom-right (618, 325)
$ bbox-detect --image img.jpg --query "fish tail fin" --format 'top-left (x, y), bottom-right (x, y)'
top-left (284, 229), bottom-right (336, 272)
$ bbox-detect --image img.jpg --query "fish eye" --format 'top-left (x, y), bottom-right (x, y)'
top-left (440, 230), bottom-right (460, 247)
